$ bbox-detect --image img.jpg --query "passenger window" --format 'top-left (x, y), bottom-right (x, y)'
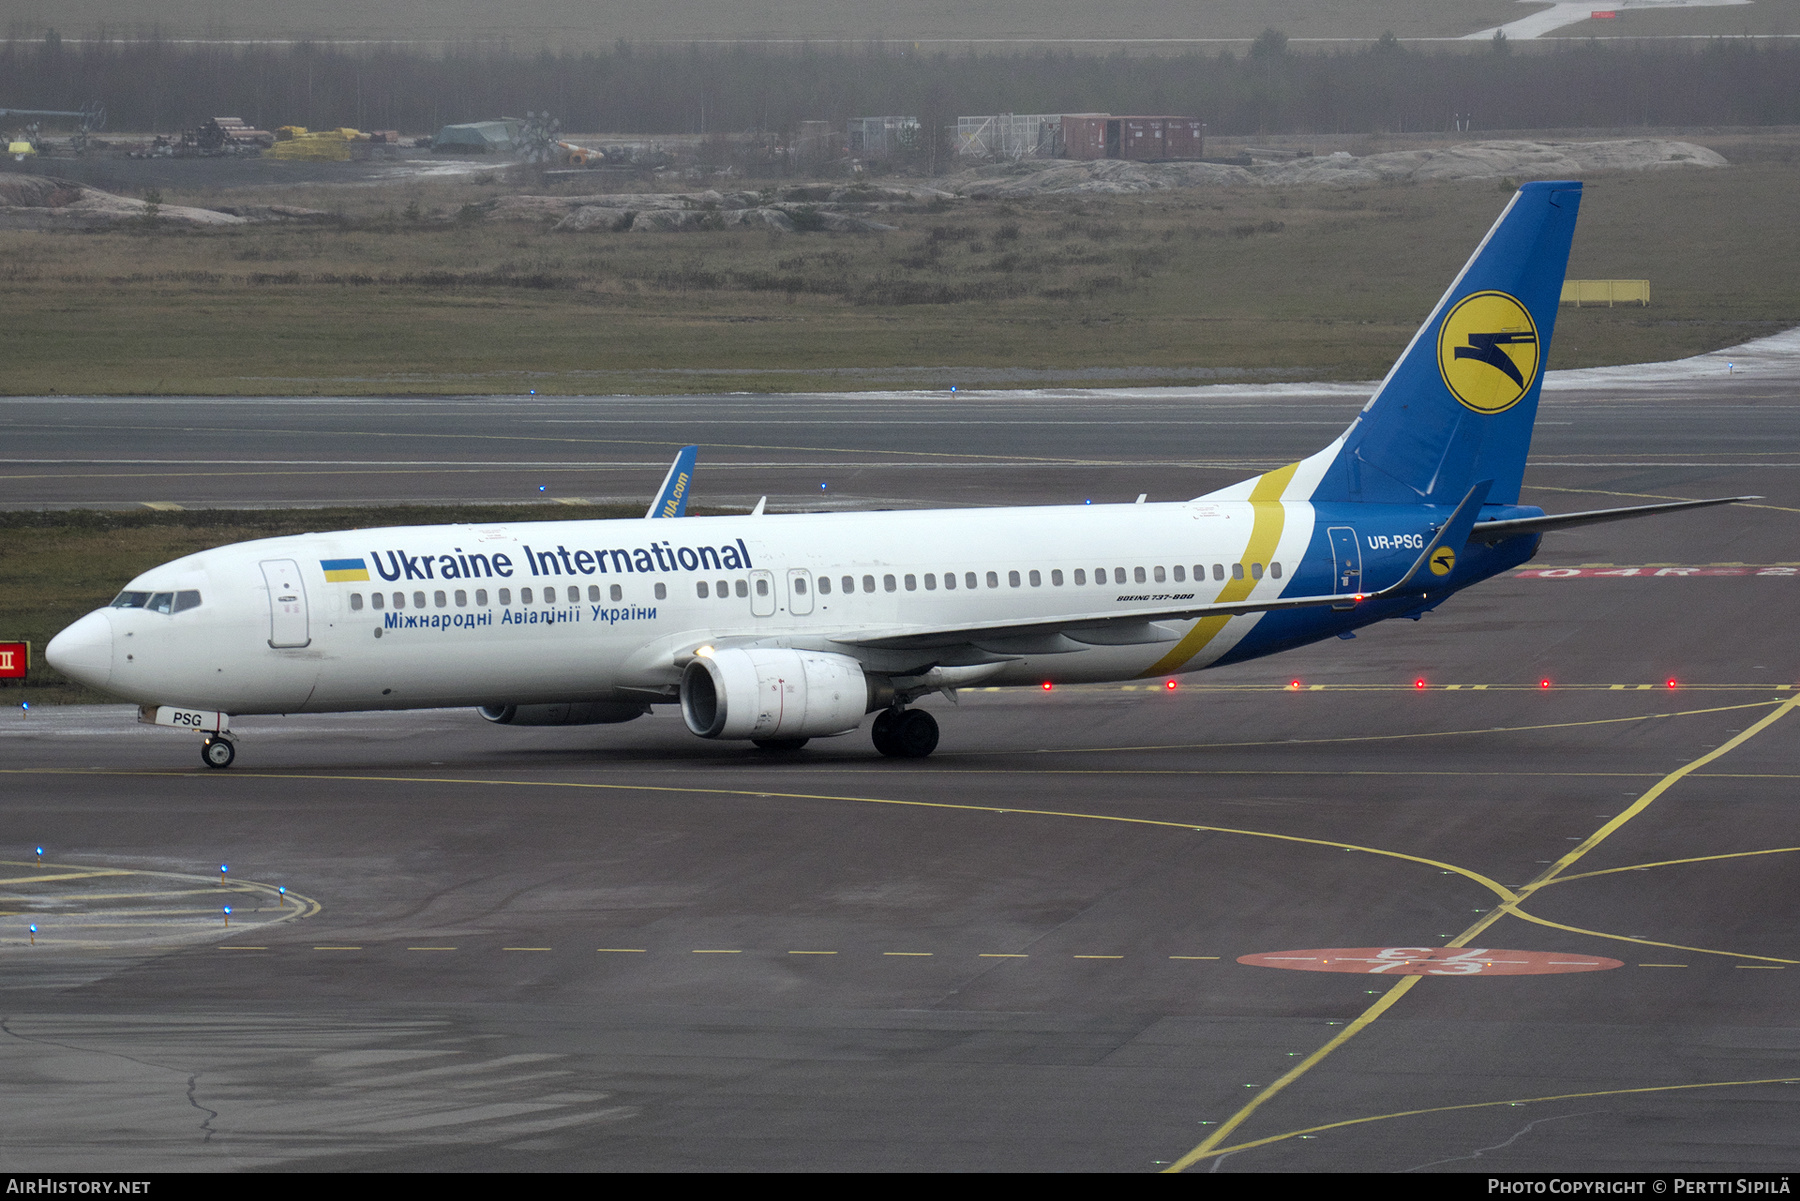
top-left (943, 572), bottom-right (956, 590)
top-left (757, 579), bottom-right (769, 597)
top-left (521, 588), bottom-right (534, 604)
top-left (842, 576), bottom-right (854, 594)
top-left (718, 579), bottom-right (728, 597)
top-left (1231, 563), bottom-right (1245, 581)
top-left (862, 575), bottom-right (875, 593)
top-left (1271, 562), bottom-right (1283, 579)
top-left (1134, 567), bottom-right (1146, 584)
top-left (924, 574), bottom-right (937, 591)
top-left (697, 581), bottom-right (710, 598)
top-left (883, 574), bottom-right (896, 592)
top-left (434, 590), bottom-right (447, 608)
top-left (371, 592), bottom-right (384, 610)
top-left (1095, 566), bottom-right (1106, 582)
top-left (111, 591), bottom-right (150, 609)
top-left (986, 571), bottom-right (999, 588)
top-left (149, 592), bottom-right (174, 614)
top-left (589, 585), bottom-right (601, 602)
top-left (1153, 566), bottom-right (1165, 583)
top-left (795, 577), bottom-right (809, 595)
top-left (1173, 566), bottom-right (1185, 582)
top-left (1008, 570), bottom-right (1020, 587)
top-left (455, 590), bottom-right (467, 607)
top-left (903, 574), bottom-right (916, 591)
top-left (1029, 570), bottom-right (1041, 587)
top-left (655, 582), bottom-right (668, 600)
top-left (413, 591), bottom-right (427, 608)
top-left (615, 584), bottom-right (627, 601)
top-left (497, 589), bottom-right (510, 605)
top-left (394, 592), bottom-right (406, 609)
top-left (817, 576), bottom-right (831, 594)
top-left (1251, 563), bottom-right (1264, 580)
top-left (1074, 569), bottom-right (1086, 585)
top-left (351, 593), bottom-right (364, 611)
top-left (174, 590), bottom-right (202, 612)
top-left (1213, 564), bottom-right (1225, 581)
top-left (1051, 569), bottom-right (1063, 586)
top-left (568, 586), bottom-right (580, 604)
top-left (734, 580), bottom-right (747, 598)
top-left (476, 589), bottom-right (488, 606)
top-left (965, 572), bottom-right (977, 590)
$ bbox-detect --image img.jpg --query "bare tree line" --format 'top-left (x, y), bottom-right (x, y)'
top-left (4, 30), bottom-right (1798, 139)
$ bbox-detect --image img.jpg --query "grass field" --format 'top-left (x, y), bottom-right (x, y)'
top-left (0, 503), bottom-right (645, 705)
top-left (1, 0), bottom-right (1552, 46)
top-left (2, 161), bottom-right (1796, 396)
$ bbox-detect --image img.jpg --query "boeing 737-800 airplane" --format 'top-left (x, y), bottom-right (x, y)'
top-left (47, 181), bottom-right (1744, 767)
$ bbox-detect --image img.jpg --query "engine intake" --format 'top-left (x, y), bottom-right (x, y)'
top-left (478, 701), bottom-right (649, 726)
top-left (681, 648), bottom-right (878, 740)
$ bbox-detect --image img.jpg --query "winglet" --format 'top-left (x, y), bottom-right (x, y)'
top-left (645, 445), bottom-right (698, 519)
top-left (1376, 479), bottom-right (1493, 598)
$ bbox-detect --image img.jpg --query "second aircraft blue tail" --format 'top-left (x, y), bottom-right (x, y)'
top-left (1307, 180), bottom-right (1581, 508)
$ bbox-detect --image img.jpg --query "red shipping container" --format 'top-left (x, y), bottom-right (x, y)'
top-left (1061, 115), bottom-right (1203, 161)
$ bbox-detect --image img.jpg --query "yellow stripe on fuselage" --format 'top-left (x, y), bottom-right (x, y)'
top-left (1141, 461), bottom-right (1299, 677)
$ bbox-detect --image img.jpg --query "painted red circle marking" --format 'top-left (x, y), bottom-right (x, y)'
top-left (1238, 947), bottom-right (1623, 976)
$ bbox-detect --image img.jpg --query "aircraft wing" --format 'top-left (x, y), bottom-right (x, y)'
top-left (646, 445), bottom-right (699, 518)
top-left (1470, 496), bottom-right (1755, 542)
top-left (836, 482), bottom-right (1491, 652)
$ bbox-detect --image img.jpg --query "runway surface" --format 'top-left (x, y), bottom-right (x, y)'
top-left (2, 333), bottom-right (1799, 1172)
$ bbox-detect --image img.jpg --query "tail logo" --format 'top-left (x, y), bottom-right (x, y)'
top-left (1429, 546), bottom-right (1456, 577)
top-left (1437, 290), bottom-right (1540, 415)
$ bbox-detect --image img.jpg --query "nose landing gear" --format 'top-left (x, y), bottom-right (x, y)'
top-left (201, 736), bottom-right (236, 769)
top-left (871, 708), bottom-right (938, 759)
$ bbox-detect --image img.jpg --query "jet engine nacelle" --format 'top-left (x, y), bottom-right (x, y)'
top-left (478, 701), bottom-right (650, 726)
top-left (681, 648), bottom-right (879, 740)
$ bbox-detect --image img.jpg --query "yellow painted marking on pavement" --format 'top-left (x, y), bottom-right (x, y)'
top-left (218, 946), bottom-right (267, 951)
top-left (884, 952), bottom-right (933, 957)
top-left (408, 946), bottom-right (457, 951)
top-left (313, 946), bottom-right (361, 951)
top-left (1737, 965), bottom-right (1785, 969)
top-left (1164, 690), bottom-right (1800, 1173)
top-left (1074, 955), bottom-right (1124, 959)
top-left (788, 950), bottom-right (837, 955)
top-left (1012, 700), bottom-right (1779, 756)
top-left (1179, 1076), bottom-right (1800, 1165)
top-left (691, 949), bottom-right (741, 954)
top-left (1170, 956), bottom-right (1220, 960)
top-left (0, 871), bottom-right (128, 886)
top-left (1500, 909), bottom-right (1797, 964)
top-left (503, 947), bottom-right (551, 951)
top-left (596, 948), bottom-right (647, 953)
top-left (140, 501), bottom-right (184, 511)
top-left (979, 954), bottom-right (1028, 958)
top-left (1529, 483), bottom-right (1800, 516)
top-left (1640, 964), bottom-right (1687, 968)
top-left (1144, 460), bottom-right (1298, 677)
top-left (1540, 846), bottom-right (1800, 887)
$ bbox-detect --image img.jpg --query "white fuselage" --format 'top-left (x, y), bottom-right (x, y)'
top-left (69, 499), bottom-right (1328, 715)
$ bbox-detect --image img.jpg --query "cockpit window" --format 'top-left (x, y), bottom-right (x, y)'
top-left (173, 590), bottom-right (202, 613)
top-left (111, 591), bottom-right (150, 609)
top-left (148, 592), bottom-right (175, 614)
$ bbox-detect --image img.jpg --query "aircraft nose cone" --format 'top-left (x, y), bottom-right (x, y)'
top-left (46, 610), bottom-right (114, 690)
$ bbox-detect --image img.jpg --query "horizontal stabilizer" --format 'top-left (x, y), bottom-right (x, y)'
top-left (1472, 496), bottom-right (1756, 543)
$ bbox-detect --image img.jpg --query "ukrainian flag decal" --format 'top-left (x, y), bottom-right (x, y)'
top-left (320, 558), bottom-right (370, 582)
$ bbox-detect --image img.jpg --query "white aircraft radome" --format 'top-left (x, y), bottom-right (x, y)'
top-left (45, 181), bottom-right (1746, 766)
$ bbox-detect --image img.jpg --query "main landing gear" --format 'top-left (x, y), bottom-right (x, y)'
top-left (201, 736), bottom-right (236, 769)
top-left (871, 708), bottom-right (938, 759)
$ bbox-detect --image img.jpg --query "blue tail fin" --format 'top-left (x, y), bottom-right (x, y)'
top-left (1309, 180), bottom-right (1581, 507)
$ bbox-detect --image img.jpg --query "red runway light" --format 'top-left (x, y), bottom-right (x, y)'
top-left (1414, 679), bottom-right (1427, 689)
top-left (1164, 680), bottom-right (1178, 691)
top-left (1041, 681), bottom-right (1053, 691)
top-left (1289, 680), bottom-right (1301, 690)
top-left (1666, 678), bottom-right (1679, 689)
top-left (1540, 679), bottom-right (1552, 689)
